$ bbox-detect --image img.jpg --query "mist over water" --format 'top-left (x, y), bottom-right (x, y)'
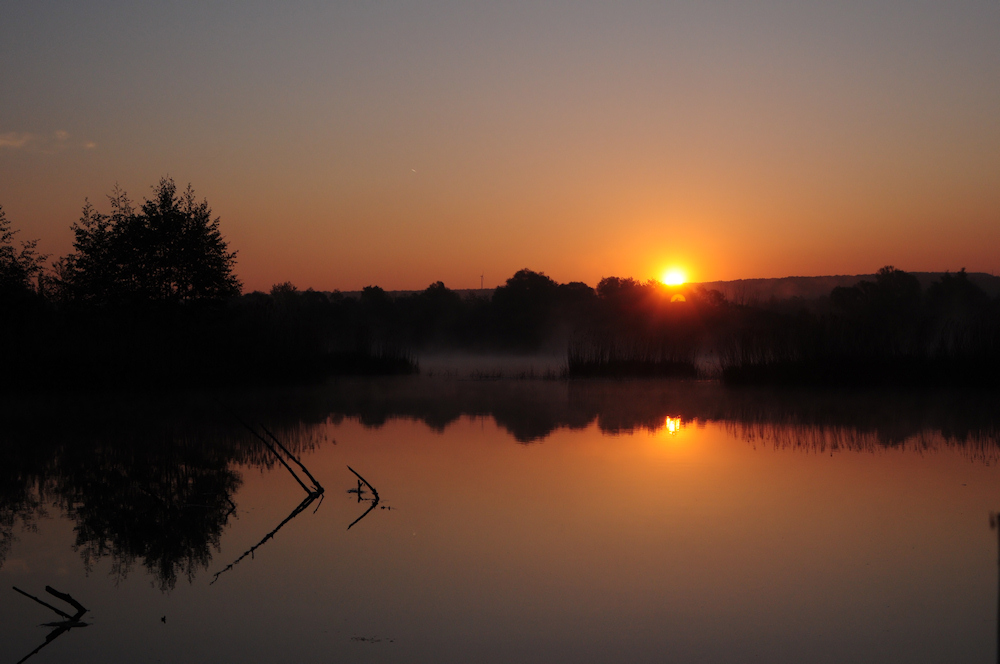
top-left (2, 378), bottom-right (1000, 663)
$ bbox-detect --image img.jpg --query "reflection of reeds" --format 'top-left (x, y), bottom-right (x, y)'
top-left (726, 420), bottom-right (1000, 465)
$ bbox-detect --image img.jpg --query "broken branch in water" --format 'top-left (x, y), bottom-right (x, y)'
top-left (43, 586), bottom-right (87, 616)
top-left (347, 466), bottom-right (379, 502)
top-left (13, 586), bottom-right (90, 664)
top-left (237, 419), bottom-right (312, 495)
top-left (12, 587), bottom-right (73, 620)
top-left (262, 424), bottom-right (324, 493)
top-left (346, 466), bottom-right (380, 530)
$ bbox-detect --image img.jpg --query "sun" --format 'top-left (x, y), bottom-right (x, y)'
top-left (661, 268), bottom-right (686, 286)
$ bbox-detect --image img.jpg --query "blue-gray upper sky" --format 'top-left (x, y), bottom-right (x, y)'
top-left (2, 0), bottom-right (998, 290)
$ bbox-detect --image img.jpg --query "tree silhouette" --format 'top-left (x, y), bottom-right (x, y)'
top-left (58, 178), bottom-right (240, 305)
top-left (830, 266), bottom-right (921, 317)
top-left (925, 269), bottom-right (988, 324)
top-left (0, 205), bottom-right (47, 301)
top-left (492, 269), bottom-right (562, 348)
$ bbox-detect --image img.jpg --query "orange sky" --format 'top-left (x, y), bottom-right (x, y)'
top-left (2, 2), bottom-right (998, 291)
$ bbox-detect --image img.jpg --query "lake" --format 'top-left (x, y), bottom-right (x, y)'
top-left (2, 378), bottom-right (999, 663)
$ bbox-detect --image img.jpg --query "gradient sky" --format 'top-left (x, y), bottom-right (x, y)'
top-left (1, 0), bottom-right (998, 291)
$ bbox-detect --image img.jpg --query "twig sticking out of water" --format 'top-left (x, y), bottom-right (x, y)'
top-left (312, 492), bottom-right (325, 514)
top-left (13, 587), bottom-right (73, 620)
top-left (346, 466), bottom-right (380, 530)
top-left (238, 419), bottom-right (313, 495)
top-left (44, 586), bottom-right (87, 615)
top-left (347, 466), bottom-right (378, 502)
top-left (12, 586), bottom-right (89, 664)
top-left (262, 424), bottom-right (323, 493)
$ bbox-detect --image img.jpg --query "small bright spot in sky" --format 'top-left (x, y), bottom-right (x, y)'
top-left (662, 269), bottom-right (686, 286)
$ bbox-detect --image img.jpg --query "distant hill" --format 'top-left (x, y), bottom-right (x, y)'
top-left (694, 272), bottom-right (1000, 304)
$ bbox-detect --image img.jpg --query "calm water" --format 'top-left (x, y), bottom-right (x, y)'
top-left (2, 378), bottom-right (1000, 663)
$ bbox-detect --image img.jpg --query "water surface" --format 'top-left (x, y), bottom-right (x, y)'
top-left (2, 379), bottom-right (999, 662)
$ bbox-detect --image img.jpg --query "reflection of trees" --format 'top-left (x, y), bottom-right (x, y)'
top-left (0, 438), bottom-right (53, 571)
top-left (0, 438), bottom-right (244, 590)
top-left (0, 487), bottom-right (43, 572)
top-left (56, 442), bottom-right (241, 590)
top-left (0, 398), bottom-right (317, 589)
top-left (728, 422), bottom-right (1000, 464)
top-left (277, 377), bottom-right (1000, 453)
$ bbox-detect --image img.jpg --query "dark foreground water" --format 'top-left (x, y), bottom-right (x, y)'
top-left (2, 378), bottom-right (1000, 663)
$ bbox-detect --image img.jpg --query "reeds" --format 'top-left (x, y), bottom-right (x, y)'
top-left (567, 340), bottom-right (699, 378)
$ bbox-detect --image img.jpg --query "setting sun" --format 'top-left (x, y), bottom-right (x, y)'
top-left (661, 269), bottom-right (687, 286)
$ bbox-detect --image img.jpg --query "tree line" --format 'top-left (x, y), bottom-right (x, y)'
top-left (3, 180), bottom-right (999, 388)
